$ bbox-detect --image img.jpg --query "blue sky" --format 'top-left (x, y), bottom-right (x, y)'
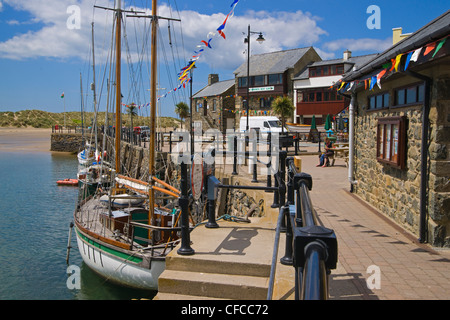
top-left (0, 0), bottom-right (448, 120)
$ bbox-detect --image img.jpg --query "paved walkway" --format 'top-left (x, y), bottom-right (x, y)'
top-left (283, 152), bottom-right (450, 300)
top-left (212, 146), bottom-right (450, 300)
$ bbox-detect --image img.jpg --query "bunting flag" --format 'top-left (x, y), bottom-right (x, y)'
top-left (404, 51), bottom-right (414, 70)
top-left (61, 92), bottom-right (64, 98)
top-left (377, 69), bottom-right (387, 89)
top-left (410, 47), bottom-right (422, 62)
top-left (432, 38), bottom-right (447, 58)
top-left (423, 42), bottom-right (436, 56)
top-left (394, 54), bottom-right (402, 72)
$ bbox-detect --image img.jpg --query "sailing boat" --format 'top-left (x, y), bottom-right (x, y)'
top-left (73, 0), bottom-right (182, 290)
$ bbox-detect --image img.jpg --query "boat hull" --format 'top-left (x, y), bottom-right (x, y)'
top-left (74, 226), bottom-right (165, 290)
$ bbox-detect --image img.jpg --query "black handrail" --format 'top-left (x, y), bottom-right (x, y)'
top-left (267, 157), bottom-right (337, 300)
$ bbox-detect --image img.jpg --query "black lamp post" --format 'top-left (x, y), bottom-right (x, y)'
top-left (244, 25), bottom-right (265, 132)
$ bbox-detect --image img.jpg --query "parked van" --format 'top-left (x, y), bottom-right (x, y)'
top-left (239, 116), bottom-right (284, 134)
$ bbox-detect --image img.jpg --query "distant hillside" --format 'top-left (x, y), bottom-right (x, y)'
top-left (0, 110), bottom-right (181, 129)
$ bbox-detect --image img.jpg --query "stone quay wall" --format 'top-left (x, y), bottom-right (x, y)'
top-left (50, 133), bottom-right (84, 152)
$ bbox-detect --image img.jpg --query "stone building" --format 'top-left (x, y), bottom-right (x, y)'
top-left (340, 10), bottom-right (450, 247)
top-left (192, 74), bottom-right (235, 133)
top-left (233, 47), bottom-right (321, 125)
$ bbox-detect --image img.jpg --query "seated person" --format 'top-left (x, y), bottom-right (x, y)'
top-left (317, 137), bottom-right (334, 167)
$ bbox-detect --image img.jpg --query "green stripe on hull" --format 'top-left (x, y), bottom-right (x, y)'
top-left (75, 228), bottom-right (143, 264)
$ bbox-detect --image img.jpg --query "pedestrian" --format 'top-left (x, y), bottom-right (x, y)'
top-left (317, 137), bottom-right (334, 167)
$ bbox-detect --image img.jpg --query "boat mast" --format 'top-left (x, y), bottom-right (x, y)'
top-left (91, 22), bottom-right (98, 155)
top-left (115, 0), bottom-right (122, 174)
top-left (148, 0), bottom-right (158, 221)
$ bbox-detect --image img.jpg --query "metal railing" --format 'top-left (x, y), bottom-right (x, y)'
top-left (268, 157), bottom-right (337, 300)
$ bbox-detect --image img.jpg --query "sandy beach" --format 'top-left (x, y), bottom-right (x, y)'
top-left (0, 127), bottom-right (53, 152)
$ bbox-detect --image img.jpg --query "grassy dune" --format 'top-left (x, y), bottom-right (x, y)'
top-left (0, 110), bottom-right (181, 129)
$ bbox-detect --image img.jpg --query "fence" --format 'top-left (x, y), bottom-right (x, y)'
top-left (173, 138), bottom-right (338, 300)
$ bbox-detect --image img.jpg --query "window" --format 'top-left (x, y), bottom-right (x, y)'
top-left (309, 64), bottom-right (344, 77)
top-left (253, 75), bottom-right (265, 86)
top-left (238, 77), bottom-right (248, 88)
top-left (377, 116), bottom-right (406, 169)
top-left (394, 83), bottom-right (424, 106)
top-left (268, 74), bottom-right (283, 85)
top-left (368, 92), bottom-right (390, 110)
top-left (298, 88), bottom-right (346, 103)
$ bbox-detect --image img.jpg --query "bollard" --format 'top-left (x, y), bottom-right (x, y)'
top-left (177, 160), bottom-right (195, 255)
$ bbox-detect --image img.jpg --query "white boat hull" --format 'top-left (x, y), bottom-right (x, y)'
top-left (75, 227), bottom-right (165, 290)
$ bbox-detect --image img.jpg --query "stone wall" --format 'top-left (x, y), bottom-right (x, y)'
top-left (354, 68), bottom-right (450, 247)
top-left (50, 133), bottom-right (84, 152)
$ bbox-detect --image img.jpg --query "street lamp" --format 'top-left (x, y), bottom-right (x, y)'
top-left (244, 25), bottom-right (265, 133)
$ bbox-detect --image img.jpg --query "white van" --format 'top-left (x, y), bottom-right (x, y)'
top-left (239, 116), bottom-right (284, 134)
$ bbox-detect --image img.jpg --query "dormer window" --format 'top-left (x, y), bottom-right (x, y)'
top-left (309, 64), bottom-right (344, 77)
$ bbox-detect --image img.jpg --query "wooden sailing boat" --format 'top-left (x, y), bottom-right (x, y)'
top-left (73, 0), bottom-right (182, 290)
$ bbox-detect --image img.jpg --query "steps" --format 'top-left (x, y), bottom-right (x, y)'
top-left (153, 221), bottom-right (275, 300)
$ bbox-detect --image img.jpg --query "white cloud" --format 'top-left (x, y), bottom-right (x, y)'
top-left (0, 0), bottom-right (328, 71)
top-left (322, 37), bottom-right (392, 54)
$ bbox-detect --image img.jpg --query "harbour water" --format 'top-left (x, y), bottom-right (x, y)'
top-left (0, 151), bottom-right (156, 300)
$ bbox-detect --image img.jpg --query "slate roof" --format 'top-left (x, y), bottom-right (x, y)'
top-left (233, 47), bottom-right (314, 77)
top-left (294, 53), bottom-right (379, 80)
top-left (342, 10), bottom-right (450, 82)
top-left (192, 79), bottom-right (235, 99)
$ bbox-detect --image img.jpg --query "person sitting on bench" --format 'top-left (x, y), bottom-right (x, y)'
top-left (317, 137), bottom-right (334, 167)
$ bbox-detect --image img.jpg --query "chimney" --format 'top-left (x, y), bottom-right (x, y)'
top-left (343, 50), bottom-right (352, 61)
top-left (392, 27), bottom-right (411, 44)
top-left (208, 74), bottom-right (219, 85)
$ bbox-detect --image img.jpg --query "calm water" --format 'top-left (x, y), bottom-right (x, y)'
top-left (0, 151), bottom-right (155, 300)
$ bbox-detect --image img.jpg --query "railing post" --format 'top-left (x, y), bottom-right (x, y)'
top-left (286, 157), bottom-right (295, 205)
top-left (251, 130), bottom-right (258, 183)
top-left (280, 204), bottom-right (294, 265)
top-left (206, 175), bottom-right (220, 229)
top-left (177, 159), bottom-right (195, 255)
top-left (232, 135), bottom-right (238, 175)
top-left (271, 172), bottom-right (279, 208)
top-left (169, 131), bottom-right (173, 154)
top-left (266, 132), bottom-right (272, 191)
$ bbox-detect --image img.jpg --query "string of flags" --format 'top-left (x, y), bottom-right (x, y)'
top-left (177, 0), bottom-right (240, 84)
top-left (131, 0), bottom-right (241, 110)
top-left (334, 34), bottom-right (448, 93)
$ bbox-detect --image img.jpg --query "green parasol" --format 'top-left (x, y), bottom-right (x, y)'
top-left (324, 114), bottom-right (332, 130)
top-left (310, 115), bottom-right (317, 130)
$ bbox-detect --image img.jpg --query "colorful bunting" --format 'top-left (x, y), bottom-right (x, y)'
top-left (335, 34), bottom-right (448, 95)
top-left (153, 0), bottom-right (241, 105)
